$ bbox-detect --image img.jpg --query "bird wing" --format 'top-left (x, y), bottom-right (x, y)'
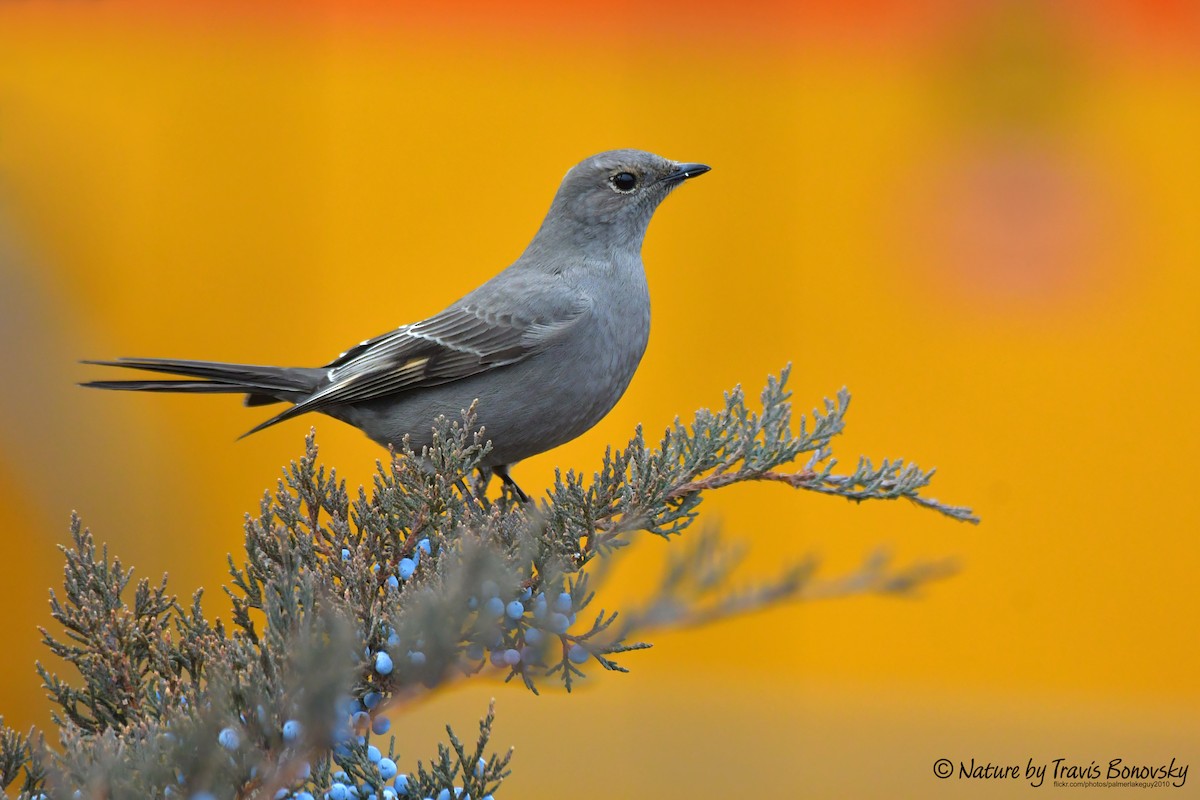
top-left (242, 293), bottom-right (589, 435)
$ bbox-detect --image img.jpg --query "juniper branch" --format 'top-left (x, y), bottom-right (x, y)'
top-left (5, 370), bottom-right (976, 798)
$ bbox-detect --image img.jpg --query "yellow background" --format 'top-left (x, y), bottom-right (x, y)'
top-left (1, 2), bottom-right (1197, 797)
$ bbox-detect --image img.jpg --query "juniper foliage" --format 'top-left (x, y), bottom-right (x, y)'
top-left (1, 369), bottom-right (976, 798)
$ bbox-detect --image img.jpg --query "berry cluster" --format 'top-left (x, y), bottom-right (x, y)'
top-left (209, 715), bottom-right (490, 800)
top-left (464, 583), bottom-right (588, 677)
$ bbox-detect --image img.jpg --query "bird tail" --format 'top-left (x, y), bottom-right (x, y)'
top-left (80, 357), bottom-right (322, 411)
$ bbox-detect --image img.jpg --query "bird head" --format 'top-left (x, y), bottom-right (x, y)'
top-left (540, 149), bottom-right (710, 248)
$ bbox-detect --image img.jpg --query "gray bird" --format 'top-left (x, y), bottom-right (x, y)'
top-left (83, 149), bottom-right (710, 499)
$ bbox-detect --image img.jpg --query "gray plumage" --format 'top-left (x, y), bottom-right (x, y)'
top-left (83, 149), bottom-right (709, 492)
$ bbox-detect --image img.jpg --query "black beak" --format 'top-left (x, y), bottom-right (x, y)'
top-left (665, 162), bottom-right (711, 183)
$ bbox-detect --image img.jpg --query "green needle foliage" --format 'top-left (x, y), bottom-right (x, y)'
top-left (1, 368), bottom-right (976, 799)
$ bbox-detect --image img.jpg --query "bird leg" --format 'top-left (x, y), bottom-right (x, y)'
top-left (472, 467), bottom-right (494, 500)
top-left (494, 465), bottom-right (531, 503)
top-left (454, 477), bottom-right (488, 513)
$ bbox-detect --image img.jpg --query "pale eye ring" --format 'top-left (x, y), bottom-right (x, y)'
top-left (609, 171), bottom-right (637, 192)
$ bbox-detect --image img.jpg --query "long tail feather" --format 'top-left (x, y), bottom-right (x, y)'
top-left (81, 358), bottom-right (324, 435)
top-left (80, 358), bottom-right (316, 394)
top-left (238, 403), bottom-right (314, 438)
top-left (80, 379), bottom-right (257, 393)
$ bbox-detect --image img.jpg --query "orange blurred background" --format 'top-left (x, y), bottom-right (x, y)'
top-left (1, 1), bottom-right (1198, 797)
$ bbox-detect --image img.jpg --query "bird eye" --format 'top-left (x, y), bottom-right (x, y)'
top-left (609, 172), bottom-right (638, 193)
